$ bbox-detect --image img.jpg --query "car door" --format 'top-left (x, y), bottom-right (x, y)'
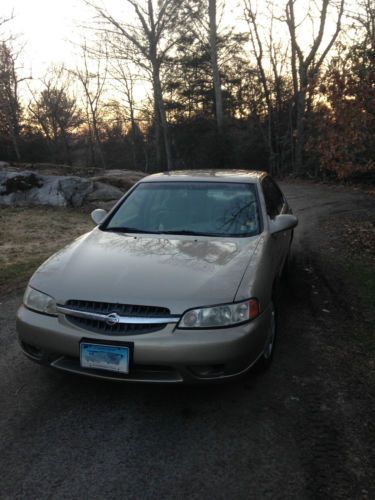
top-left (261, 176), bottom-right (290, 277)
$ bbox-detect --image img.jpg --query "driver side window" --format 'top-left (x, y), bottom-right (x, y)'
top-left (261, 177), bottom-right (284, 219)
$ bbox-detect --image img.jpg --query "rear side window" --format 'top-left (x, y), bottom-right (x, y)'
top-left (261, 177), bottom-right (284, 218)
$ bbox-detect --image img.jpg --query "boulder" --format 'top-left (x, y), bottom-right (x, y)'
top-left (0, 171), bottom-right (94, 207)
top-left (58, 177), bottom-right (95, 207)
top-left (0, 168), bottom-right (145, 207)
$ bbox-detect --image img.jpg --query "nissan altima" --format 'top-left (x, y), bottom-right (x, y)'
top-left (17, 170), bottom-right (297, 383)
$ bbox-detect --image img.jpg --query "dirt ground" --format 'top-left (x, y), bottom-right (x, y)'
top-left (0, 181), bottom-right (374, 499)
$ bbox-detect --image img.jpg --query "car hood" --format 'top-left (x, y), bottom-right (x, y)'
top-left (30, 228), bottom-right (260, 313)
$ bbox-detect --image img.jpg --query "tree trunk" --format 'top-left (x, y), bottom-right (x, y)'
top-left (208, 0), bottom-right (224, 132)
top-left (60, 129), bottom-right (72, 166)
top-left (295, 69), bottom-right (307, 174)
top-left (152, 61), bottom-right (172, 170)
top-left (267, 111), bottom-right (276, 176)
top-left (143, 144), bottom-right (149, 173)
top-left (8, 122), bottom-right (21, 161)
top-left (153, 89), bottom-right (162, 170)
top-left (295, 94), bottom-right (305, 174)
top-left (129, 100), bottom-right (138, 170)
top-left (94, 129), bottom-right (106, 169)
top-left (90, 109), bottom-right (106, 169)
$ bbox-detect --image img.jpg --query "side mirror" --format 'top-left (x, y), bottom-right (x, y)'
top-left (269, 214), bottom-right (298, 235)
top-left (91, 208), bottom-right (108, 225)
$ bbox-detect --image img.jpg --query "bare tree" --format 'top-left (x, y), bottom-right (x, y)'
top-left (85, 0), bottom-right (187, 170)
top-left (244, 1), bottom-right (275, 171)
top-left (285, 0), bottom-right (345, 173)
top-left (244, 1), bottom-right (292, 175)
top-left (108, 60), bottom-right (145, 169)
top-left (72, 42), bottom-right (107, 168)
top-left (182, 0), bottom-right (227, 131)
top-left (244, 0), bottom-right (344, 174)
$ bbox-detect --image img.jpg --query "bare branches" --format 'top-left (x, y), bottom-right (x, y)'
top-left (313, 0), bottom-right (345, 72)
top-left (285, 0), bottom-right (345, 76)
top-left (84, 0), bottom-right (186, 170)
top-left (84, 1), bottom-right (149, 59)
top-left (244, 0), bottom-right (271, 110)
top-left (0, 11), bottom-right (14, 32)
top-left (71, 41), bottom-right (107, 168)
top-left (243, 0), bottom-right (346, 174)
top-left (285, 1), bottom-right (304, 67)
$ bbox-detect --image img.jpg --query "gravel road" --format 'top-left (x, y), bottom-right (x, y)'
top-left (0, 182), bottom-right (374, 500)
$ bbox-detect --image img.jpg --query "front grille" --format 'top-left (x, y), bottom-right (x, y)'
top-left (66, 300), bottom-right (170, 316)
top-left (64, 300), bottom-right (170, 335)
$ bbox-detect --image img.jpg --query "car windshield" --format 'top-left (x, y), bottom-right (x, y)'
top-left (103, 181), bottom-right (261, 237)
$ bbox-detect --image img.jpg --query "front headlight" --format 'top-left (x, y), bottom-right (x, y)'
top-left (178, 299), bottom-right (259, 329)
top-left (23, 286), bottom-right (57, 316)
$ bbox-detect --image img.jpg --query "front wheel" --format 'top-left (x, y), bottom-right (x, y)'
top-left (254, 301), bottom-right (277, 372)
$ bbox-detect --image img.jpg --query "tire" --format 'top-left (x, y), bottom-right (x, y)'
top-left (254, 300), bottom-right (277, 372)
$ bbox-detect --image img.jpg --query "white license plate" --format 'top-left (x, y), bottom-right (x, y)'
top-left (80, 343), bottom-right (130, 374)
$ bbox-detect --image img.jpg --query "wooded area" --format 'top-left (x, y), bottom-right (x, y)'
top-left (0, 0), bottom-right (374, 180)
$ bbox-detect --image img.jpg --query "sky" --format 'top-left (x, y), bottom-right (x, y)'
top-left (1, 0), bottom-right (90, 77)
top-left (1, 0), bottom-right (343, 70)
top-left (0, 0), bottom-right (348, 101)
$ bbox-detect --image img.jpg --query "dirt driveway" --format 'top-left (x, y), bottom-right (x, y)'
top-left (0, 181), bottom-right (374, 499)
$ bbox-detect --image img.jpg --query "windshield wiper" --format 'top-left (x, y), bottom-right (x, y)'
top-left (103, 227), bottom-right (158, 234)
top-left (159, 230), bottom-right (212, 236)
top-left (160, 230), bottom-right (252, 237)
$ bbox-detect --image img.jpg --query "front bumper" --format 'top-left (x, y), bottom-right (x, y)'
top-left (16, 304), bottom-right (272, 383)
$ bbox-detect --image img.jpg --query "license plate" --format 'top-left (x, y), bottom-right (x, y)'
top-left (80, 343), bottom-right (130, 374)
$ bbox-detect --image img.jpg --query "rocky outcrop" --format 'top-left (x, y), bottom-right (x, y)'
top-left (0, 171), bottom-right (94, 207)
top-left (0, 171), bottom-right (129, 208)
top-left (0, 167), bottom-right (146, 207)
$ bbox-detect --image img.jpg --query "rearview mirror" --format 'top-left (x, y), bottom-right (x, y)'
top-left (91, 208), bottom-right (108, 225)
top-left (269, 214), bottom-right (298, 235)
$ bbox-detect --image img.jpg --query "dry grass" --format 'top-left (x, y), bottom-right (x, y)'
top-left (0, 207), bottom-right (94, 296)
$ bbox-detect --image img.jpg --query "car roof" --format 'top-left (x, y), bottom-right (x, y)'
top-left (141, 169), bottom-right (268, 183)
